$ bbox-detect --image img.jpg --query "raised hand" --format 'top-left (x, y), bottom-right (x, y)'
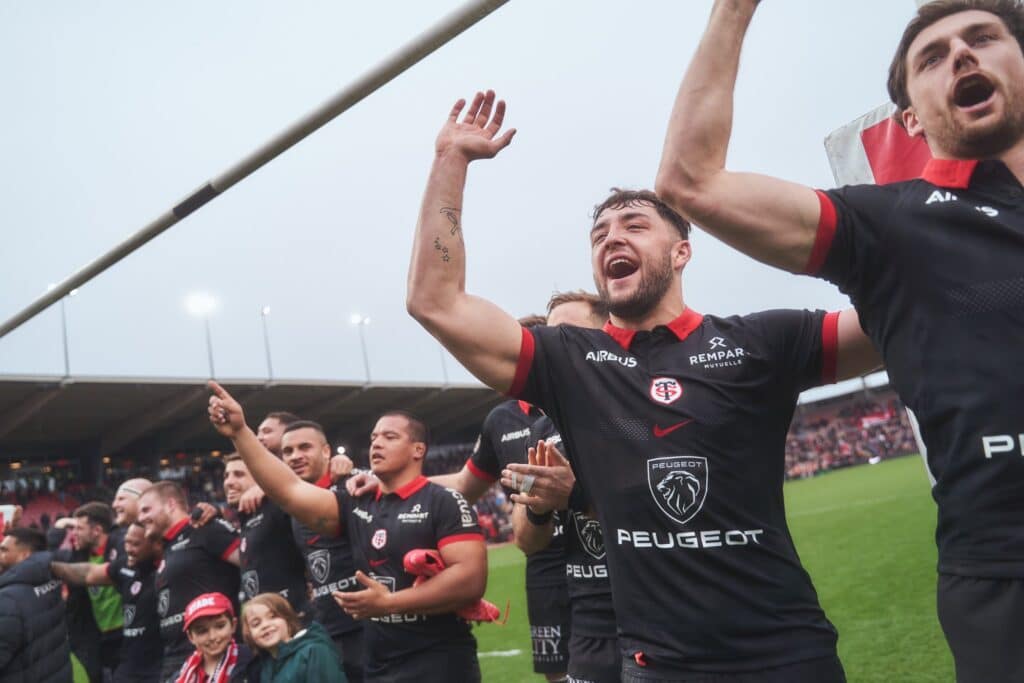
top-left (238, 485), bottom-right (266, 515)
top-left (435, 90), bottom-right (516, 163)
top-left (207, 380), bottom-right (247, 439)
top-left (502, 440), bottom-right (576, 514)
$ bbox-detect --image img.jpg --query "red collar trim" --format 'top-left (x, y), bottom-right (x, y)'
top-left (603, 309), bottom-right (704, 351)
top-left (314, 471), bottom-right (333, 489)
top-left (375, 475), bottom-right (429, 501)
top-left (517, 400), bottom-right (532, 416)
top-left (920, 158), bottom-right (979, 189)
top-left (163, 517), bottom-right (189, 542)
top-left (93, 538), bottom-right (108, 559)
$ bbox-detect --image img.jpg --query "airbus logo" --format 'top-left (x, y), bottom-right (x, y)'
top-left (501, 428), bottom-right (531, 443)
top-left (925, 190), bottom-right (998, 217)
top-left (585, 349), bottom-right (638, 368)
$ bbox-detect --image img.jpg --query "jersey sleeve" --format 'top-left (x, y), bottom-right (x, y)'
top-left (747, 309), bottom-right (838, 392)
top-left (200, 517), bottom-right (241, 561)
top-left (332, 485), bottom-right (354, 538)
top-left (806, 184), bottom-right (900, 303)
top-left (508, 325), bottom-right (571, 427)
top-left (433, 488), bottom-right (484, 549)
top-left (467, 414), bottom-right (501, 483)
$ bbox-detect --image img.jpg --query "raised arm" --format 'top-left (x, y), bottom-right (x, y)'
top-left (50, 561), bottom-right (112, 587)
top-left (208, 381), bottom-right (341, 537)
top-left (655, 0), bottom-right (823, 273)
top-left (406, 90), bottom-right (524, 393)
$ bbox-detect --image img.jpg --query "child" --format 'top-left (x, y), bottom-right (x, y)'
top-left (241, 592), bottom-right (346, 682)
top-left (176, 592), bottom-right (257, 683)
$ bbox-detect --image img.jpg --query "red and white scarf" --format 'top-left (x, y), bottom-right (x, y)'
top-left (175, 641), bottom-right (239, 683)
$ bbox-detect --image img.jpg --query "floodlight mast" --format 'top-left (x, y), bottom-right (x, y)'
top-left (0, 0), bottom-right (509, 341)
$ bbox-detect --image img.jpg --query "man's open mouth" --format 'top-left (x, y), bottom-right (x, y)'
top-left (606, 256), bottom-right (639, 280)
top-left (954, 73), bottom-right (996, 108)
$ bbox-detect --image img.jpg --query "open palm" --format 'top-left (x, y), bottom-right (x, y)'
top-left (435, 89), bottom-right (516, 162)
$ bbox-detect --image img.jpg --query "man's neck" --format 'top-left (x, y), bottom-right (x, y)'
top-left (378, 466), bottom-right (423, 494)
top-left (609, 297), bottom-right (686, 332)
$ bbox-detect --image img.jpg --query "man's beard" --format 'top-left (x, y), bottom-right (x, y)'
top-left (597, 252), bottom-right (674, 320)
top-left (933, 84), bottom-right (1024, 159)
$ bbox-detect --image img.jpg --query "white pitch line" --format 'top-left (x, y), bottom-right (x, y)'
top-left (478, 649), bottom-right (523, 658)
top-left (788, 493), bottom-right (911, 518)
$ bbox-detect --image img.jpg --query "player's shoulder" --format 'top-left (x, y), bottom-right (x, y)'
top-left (196, 515), bottom-right (238, 540)
top-left (824, 179), bottom-right (921, 215)
top-left (529, 414), bottom-right (558, 442)
top-left (705, 309), bottom-right (824, 347)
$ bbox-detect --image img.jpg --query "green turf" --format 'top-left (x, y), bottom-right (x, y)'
top-left (475, 455), bottom-right (954, 682)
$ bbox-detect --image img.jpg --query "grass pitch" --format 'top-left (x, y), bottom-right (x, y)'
top-left (476, 455), bottom-right (954, 682)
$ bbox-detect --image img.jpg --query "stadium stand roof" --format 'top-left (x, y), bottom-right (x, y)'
top-left (0, 374), bottom-right (502, 463)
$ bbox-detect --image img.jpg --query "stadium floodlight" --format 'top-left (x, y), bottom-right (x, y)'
top-left (0, 0), bottom-right (510, 342)
top-left (337, 446), bottom-right (347, 456)
top-left (260, 305), bottom-right (274, 382)
top-left (184, 292), bottom-right (218, 378)
top-left (350, 314), bottom-right (372, 385)
top-left (45, 283), bottom-right (78, 378)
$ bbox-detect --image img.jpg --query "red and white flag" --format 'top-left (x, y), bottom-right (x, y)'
top-left (824, 102), bottom-right (932, 186)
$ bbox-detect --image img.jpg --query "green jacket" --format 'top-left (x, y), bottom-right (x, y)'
top-left (259, 621), bottom-right (346, 683)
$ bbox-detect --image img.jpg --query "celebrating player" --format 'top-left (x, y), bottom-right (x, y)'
top-left (406, 90), bottom-right (882, 681)
top-left (655, 2), bottom-right (1024, 679)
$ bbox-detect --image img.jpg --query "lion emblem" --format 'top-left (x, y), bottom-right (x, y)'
top-left (572, 512), bottom-right (605, 560)
top-left (656, 470), bottom-right (702, 517)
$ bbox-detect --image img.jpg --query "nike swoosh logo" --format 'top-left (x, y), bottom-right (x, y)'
top-left (369, 559), bottom-right (388, 567)
top-left (653, 420), bottom-right (693, 438)
top-left (307, 535), bottom-right (320, 546)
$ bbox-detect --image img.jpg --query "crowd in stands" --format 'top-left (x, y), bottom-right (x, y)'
top-left (785, 390), bottom-right (918, 479)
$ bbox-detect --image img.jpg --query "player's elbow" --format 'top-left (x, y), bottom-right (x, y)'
top-left (655, 168), bottom-right (713, 224)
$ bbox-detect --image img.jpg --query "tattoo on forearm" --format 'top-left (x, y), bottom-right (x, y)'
top-left (313, 516), bottom-right (333, 534)
top-left (440, 207), bottom-right (462, 239)
top-left (433, 237), bottom-right (451, 263)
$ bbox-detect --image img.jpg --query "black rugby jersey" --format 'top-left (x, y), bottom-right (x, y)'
top-left (239, 498), bottom-right (307, 611)
top-left (511, 309), bottom-right (841, 672)
top-left (812, 159), bottom-right (1024, 578)
top-left (291, 472), bottom-right (360, 637)
top-left (108, 559), bottom-right (162, 675)
top-left (531, 417), bottom-right (616, 641)
top-left (155, 516), bottom-right (240, 660)
top-left (468, 400), bottom-right (567, 589)
top-left (333, 476), bottom-right (484, 675)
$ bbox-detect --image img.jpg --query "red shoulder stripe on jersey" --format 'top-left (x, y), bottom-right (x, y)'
top-left (508, 326), bottom-right (535, 398)
top-left (821, 311), bottom-right (840, 385)
top-left (221, 537), bottom-right (241, 561)
top-left (465, 457), bottom-right (496, 483)
top-left (920, 158), bottom-right (979, 189)
top-left (437, 532), bottom-right (485, 549)
top-left (104, 562), bottom-right (114, 581)
top-left (163, 517), bottom-right (189, 542)
top-left (805, 191), bottom-right (837, 275)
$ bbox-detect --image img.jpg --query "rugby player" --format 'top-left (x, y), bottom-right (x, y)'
top-left (71, 502), bottom-right (124, 678)
top-left (207, 383), bottom-right (488, 682)
top-left (136, 481), bottom-right (240, 683)
top-left (655, 2), bottom-right (1024, 679)
top-left (222, 453), bottom-right (307, 612)
top-left (52, 521), bottom-right (165, 683)
top-left (110, 478), bottom-right (153, 563)
top-left (406, 91), bottom-right (881, 681)
top-left (349, 296), bottom-right (598, 682)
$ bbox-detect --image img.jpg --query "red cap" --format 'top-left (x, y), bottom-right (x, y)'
top-left (182, 592), bottom-right (235, 632)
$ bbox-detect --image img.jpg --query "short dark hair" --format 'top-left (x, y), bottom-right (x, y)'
top-left (145, 481), bottom-right (188, 510)
top-left (6, 527), bottom-right (46, 553)
top-left (888, 0), bottom-right (1024, 115)
top-left (282, 420), bottom-right (328, 443)
top-left (593, 188), bottom-right (690, 240)
top-left (223, 452), bottom-right (242, 464)
top-left (517, 314), bottom-right (547, 328)
top-left (73, 502), bottom-right (113, 532)
top-left (546, 290), bottom-right (610, 319)
top-left (379, 411), bottom-right (430, 452)
top-left (263, 411), bottom-right (300, 426)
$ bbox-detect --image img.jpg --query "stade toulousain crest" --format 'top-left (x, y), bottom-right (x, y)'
top-left (649, 377), bottom-right (683, 405)
top-left (572, 512), bottom-right (605, 560)
top-left (647, 456), bottom-right (709, 525)
top-left (309, 550), bottom-right (331, 584)
top-left (123, 605), bottom-right (136, 627)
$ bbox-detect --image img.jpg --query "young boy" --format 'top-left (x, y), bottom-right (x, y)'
top-left (176, 593), bottom-right (257, 683)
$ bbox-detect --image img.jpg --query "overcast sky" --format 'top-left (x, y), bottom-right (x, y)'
top-left (0, 1), bottom-right (913, 398)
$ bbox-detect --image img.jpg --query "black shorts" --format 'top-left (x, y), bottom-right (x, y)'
top-left (937, 573), bottom-right (1024, 683)
top-left (620, 655), bottom-right (846, 682)
top-left (367, 642), bottom-right (480, 683)
top-left (567, 634), bottom-right (620, 683)
top-left (527, 584), bottom-right (571, 674)
top-left (333, 627), bottom-right (365, 683)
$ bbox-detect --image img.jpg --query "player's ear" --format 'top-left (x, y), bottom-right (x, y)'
top-left (672, 239), bottom-right (692, 272)
top-left (901, 107), bottom-right (925, 139)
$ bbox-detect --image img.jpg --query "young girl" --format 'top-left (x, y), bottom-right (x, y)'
top-left (176, 592), bottom-right (257, 683)
top-left (241, 592), bottom-right (346, 682)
